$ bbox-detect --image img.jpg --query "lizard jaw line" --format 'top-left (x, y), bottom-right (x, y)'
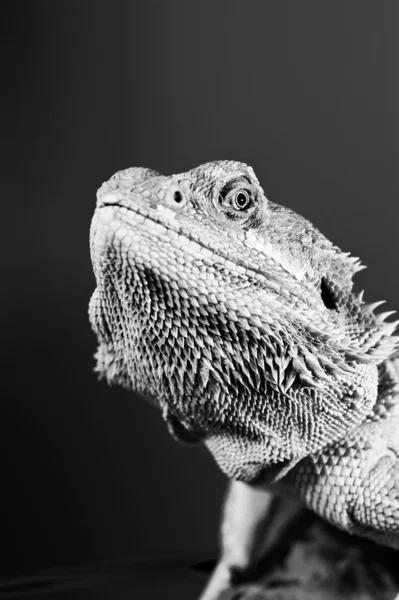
top-left (93, 204), bottom-right (326, 316)
top-left (97, 189), bottom-right (308, 286)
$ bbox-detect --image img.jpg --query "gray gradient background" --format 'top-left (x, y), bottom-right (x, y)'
top-left (3, 0), bottom-right (398, 579)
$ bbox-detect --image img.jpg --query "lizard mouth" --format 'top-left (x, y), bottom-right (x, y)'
top-left (96, 202), bottom-right (311, 305)
top-left (96, 199), bottom-right (399, 362)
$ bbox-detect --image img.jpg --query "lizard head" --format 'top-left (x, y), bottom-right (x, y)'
top-left (89, 160), bottom-right (399, 482)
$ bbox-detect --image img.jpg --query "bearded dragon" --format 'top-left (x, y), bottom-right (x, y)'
top-left (89, 160), bottom-right (399, 599)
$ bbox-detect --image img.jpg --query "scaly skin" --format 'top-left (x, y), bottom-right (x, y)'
top-left (89, 161), bottom-right (399, 599)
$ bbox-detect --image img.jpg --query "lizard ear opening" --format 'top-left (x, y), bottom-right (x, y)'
top-left (321, 277), bottom-right (338, 310)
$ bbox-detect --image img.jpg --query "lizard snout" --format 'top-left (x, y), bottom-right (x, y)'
top-left (96, 166), bottom-right (163, 209)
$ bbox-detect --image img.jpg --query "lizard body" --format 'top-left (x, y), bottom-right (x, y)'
top-left (89, 161), bottom-right (399, 599)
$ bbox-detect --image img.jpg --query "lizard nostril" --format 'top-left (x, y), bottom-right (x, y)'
top-left (164, 185), bottom-right (187, 208)
top-left (173, 190), bottom-right (184, 203)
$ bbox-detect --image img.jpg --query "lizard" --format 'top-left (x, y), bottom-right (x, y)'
top-left (89, 160), bottom-right (399, 599)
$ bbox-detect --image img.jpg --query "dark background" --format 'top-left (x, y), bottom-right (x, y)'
top-left (3, 0), bottom-right (398, 582)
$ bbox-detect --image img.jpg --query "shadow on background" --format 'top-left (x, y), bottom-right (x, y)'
top-left (2, 0), bottom-right (398, 589)
top-left (0, 556), bottom-right (210, 599)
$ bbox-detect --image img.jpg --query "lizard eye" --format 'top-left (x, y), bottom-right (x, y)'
top-left (215, 177), bottom-right (259, 226)
top-left (232, 190), bottom-right (252, 211)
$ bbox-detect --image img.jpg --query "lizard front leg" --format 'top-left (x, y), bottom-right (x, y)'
top-left (287, 429), bottom-right (399, 552)
top-left (351, 453), bottom-right (399, 600)
top-left (199, 480), bottom-right (303, 600)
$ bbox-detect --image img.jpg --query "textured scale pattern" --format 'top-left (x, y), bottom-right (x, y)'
top-left (89, 160), bottom-right (399, 572)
